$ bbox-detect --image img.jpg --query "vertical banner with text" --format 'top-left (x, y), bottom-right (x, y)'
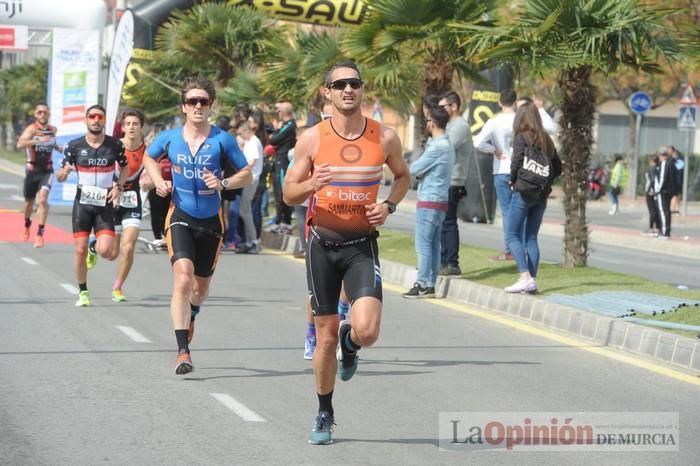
top-left (106, 10), bottom-right (134, 137)
top-left (49, 28), bottom-right (100, 206)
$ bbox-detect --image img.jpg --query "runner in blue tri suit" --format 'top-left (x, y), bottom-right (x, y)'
top-left (142, 76), bottom-right (251, 375)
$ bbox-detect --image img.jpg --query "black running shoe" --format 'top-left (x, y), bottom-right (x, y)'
top-left (402, 283), bottom-right (435, 299)
top-left (336, 320), bottom-right (358, 381)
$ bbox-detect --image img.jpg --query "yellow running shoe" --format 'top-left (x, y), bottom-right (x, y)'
top-left (112, 289), bottom-right (126, 302)
top-left (86, 235), bottom-right (97, 269)
top-left (75, 290), bottom-right (91, 307)
top-left (86, 250), bottom-right (97, 269)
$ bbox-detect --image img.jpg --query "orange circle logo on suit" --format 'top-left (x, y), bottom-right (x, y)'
top-left (340, 144), bottom-right (363, 164)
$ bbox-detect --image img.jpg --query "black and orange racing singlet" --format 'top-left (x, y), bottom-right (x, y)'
top-left (115, 144), bottom-right (145, 191)
top-left (309, 118), bottom-right (384, 242)
top-left (26, 123), bottom-right (58, 173)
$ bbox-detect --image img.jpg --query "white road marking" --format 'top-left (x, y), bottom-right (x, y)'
top-left (115, 325), bottom-right (152, 343)
top-left (210, 393), bottom-right (267, 422)
top-left (0, 183), bottom-right (19, 190)
top-left (60, 283), bottom-right (79, 295)
top-left (21, 257), bottom-right (38, 265)
top-left (10, 194), bottom-right (24, 201)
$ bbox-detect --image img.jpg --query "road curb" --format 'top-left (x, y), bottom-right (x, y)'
top-left (262, 230), bottom-right (700, 374)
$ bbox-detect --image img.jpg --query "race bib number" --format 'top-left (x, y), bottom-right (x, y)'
top-left (79, 186), bottom-right (107, 207)
top-left (119, 190), bottom-right (138, 208)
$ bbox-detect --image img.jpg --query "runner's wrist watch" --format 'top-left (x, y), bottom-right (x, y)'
top-left (221, 178), bottom-right (230, 190)
top-left (383, 200), bottom-right (396, 214)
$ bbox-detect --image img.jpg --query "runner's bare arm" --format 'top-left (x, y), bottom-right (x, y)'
top-left (222, 165), bottom-right (252, 190)
top-left (143, 155), bottom-right (171, 197)
top-left (365, 126), bottom-right (409, 226)
top-left (56, 164), bottom-right (73, 182)
top-left (16, 126), bottom-right (37, 150)
top-left (283, 127), bottom-right (330, 206)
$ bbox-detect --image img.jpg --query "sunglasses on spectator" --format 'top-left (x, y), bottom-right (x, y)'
top-left (87, 113), bottom-right (105, 121)
top-left (183, 97), bottom-right (211, 107)
top-left (327, 78), bottom-right (363, 91)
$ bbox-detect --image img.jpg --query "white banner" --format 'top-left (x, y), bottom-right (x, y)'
top-left (0, 24), bottom-right (27, 51)
top-left (48, 28), bottom-right (101, 206)
top-left (49, 28), bottom-right (100, 136)
top-left (106, 10), bottom-right (134, 136)
top-left (0, 0), bottom-right (105, 30)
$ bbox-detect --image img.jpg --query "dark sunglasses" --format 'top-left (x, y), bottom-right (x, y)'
top-left (183, 97), bottom-right (211, 107)
top-left (328, 78), bottom-right (363, 91)
top-left (87, 113), bottom-right (105, 121)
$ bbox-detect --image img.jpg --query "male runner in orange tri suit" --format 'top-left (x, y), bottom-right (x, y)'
top-left (284, 60), bottom-right (410, 444)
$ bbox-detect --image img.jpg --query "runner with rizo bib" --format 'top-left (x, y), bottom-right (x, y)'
top-left (56, 104), bottom-right (130, 307)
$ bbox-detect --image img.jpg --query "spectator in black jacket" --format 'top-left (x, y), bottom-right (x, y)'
top-left (269, 102), bottom-right (296, 233)
top-left (655, 146), bottom-right (678, 240)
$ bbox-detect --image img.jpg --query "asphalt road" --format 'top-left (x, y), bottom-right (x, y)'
top-left (1, 167), bottom-right (699, 465)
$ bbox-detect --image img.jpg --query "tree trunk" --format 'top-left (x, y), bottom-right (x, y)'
top-left (558, 66), bottom-right (596, 268)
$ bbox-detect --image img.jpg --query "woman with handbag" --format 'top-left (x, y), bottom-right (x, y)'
top-left (504, 102), bottom-right (562, 294)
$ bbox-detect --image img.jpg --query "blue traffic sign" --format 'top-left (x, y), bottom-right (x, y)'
top-left (629, 91), bottom-right (652, 114)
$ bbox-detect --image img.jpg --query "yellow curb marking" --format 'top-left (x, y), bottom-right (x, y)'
top-left (383, 282), bottom-right (700, 386)
top-left (274, 250), bottom-right (700, 387)
top-left (0, 165), bottom-right (24, 177)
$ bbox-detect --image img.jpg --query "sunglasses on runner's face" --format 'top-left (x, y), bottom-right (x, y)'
top-left (328, 78), bottom-right (363, 91)
top-left (184, 97), bottom-right (211, 107)
top-left (36, 110), bottom-right (48, 115)
top-left (87, 113), bottom-right (105, 121)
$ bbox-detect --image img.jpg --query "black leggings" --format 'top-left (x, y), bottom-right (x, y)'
top-left (148, 189), bottom-right (171, 239)
top-left (273, 159), bottom-right (293, 224)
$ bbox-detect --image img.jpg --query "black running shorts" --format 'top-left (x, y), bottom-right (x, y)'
top-left (306, 233), bottom-right (383, 316)
top-left (72, 193), bottom-right (115, 237)
top-left (23, 170), bottom-right (52, 200)
top-left (166, 206), bottom-right (223, 278)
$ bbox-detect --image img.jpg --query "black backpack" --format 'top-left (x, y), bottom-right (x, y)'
top-left (513, 144), bottom-right (553, 201)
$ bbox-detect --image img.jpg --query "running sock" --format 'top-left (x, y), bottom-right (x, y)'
top-left (340, 324), bottom-right (361, 353)
top-left (37, 224), bottom-right (45, 236)
top-left (175, 329), bottom-right (189, 353)
top-left (112, 279), bottom-right (123, 291)
top-left (190, 303), bottom-right (200, 320)
top-left (337, 299), bottom-right (350, 316)
top-left (317, 391), bottom-right (334, 417)
top-left (24, 218), bottom-right (31, 228)
top-left (306, 322), bottom-right (316, 338)
top-left (78, 282), bottom-right (88, 292)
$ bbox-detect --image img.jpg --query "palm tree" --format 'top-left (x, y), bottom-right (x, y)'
top-left (125, 3), bottom-right (282, 118)
top-left (340, 0), bottom-right (496, 147)
top-left (460, 0), bottom-right (680, 267)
